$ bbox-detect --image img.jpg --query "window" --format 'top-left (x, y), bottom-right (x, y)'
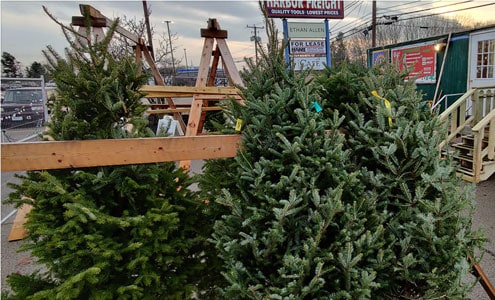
top-left (476, 39), bottom-right (495, 79)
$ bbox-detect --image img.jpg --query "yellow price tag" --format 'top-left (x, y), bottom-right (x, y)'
top-left (235, 118), bottom-right (243, 131)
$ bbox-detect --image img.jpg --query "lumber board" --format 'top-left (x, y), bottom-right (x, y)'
top-left (216, 39), bottom-right (245, 88)
top-left (1, 135), bottom-right (240, 172)
top-left (140, 85), bottom-right (239, 98)
top-left (80, 4), bottom-right (140, 43)
top-left (8, 205), bottom-right (32, 242)
top-left (147, 106), bottom-right (222, 114)
top-left (471, 256), bottom-right (495, 299)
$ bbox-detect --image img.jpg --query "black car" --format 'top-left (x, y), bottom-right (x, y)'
top-left (1, 88), bottom-right (46, 129)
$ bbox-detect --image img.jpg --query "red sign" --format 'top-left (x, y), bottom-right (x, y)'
top-left (265, 0), bottom-right (344, 19)
top-left (391, 44), bottom-right (437, 83)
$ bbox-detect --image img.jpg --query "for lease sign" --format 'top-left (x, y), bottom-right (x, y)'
top-left (290, 40), bottom-right (326, 55)
top-left (265, 0), bottom-right (344, 19)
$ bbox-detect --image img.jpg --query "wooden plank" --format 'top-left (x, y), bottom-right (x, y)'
top-left (80, 4), bottom-right (140, 43)
top-left (216, 38), bottom-right (245, 88)
top-left (148, 108), bottom-right (192, 114)
top-left (200, 19), bottom-right (228, 38)
top-left (195, 94), bottom-right (243, 101)
top-left (135, 41), bottom-right (142, 67)
top-left (471, 256), bottom-right (495, 300)
top-left (489, 119), bottom-right (495, 160)
top-left (195, 38), bottom-right (215, 88)
top-left (198, 45), bottom-right (222, 133)
top-left (8, 204), bottom-right (32, 242)
top-left (179, 38), bottom-right (215, 170)
top-left (147, 106), bottom-right (222, 114)
top-left (140, 85), bottom-right (239, 97)
top-left (184, 38), bottom-right (215, 137)
top-left (1, 135), bottom-right (240, 172)
top-left (208, 46), bottom-right (221, 86)
top-left (71, 16), bottom-right (107, 27)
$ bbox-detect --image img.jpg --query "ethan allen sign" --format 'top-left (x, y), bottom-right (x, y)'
top-left (287, 22), bottom-right (325, 38)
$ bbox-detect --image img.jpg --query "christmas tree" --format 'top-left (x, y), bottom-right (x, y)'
top-left (5, 13), bottom-right (221, 299)
top-left (207, 10), bottom-right (390, 298)
top-left (204, 4), bottom-right (483, 296)
top-left (317, 63), bottom-right (485, 298)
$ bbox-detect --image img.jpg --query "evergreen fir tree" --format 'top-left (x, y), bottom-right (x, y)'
top-left (208, 5), bottom-right (389, 298)
top-left (204, 2), bottom-right (484, 295)
top-left (317, 64), bottom-right (485, 298)
top-left (5, 13), bottom-right (221, 299)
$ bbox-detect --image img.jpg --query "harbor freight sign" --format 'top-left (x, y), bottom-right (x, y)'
top-left (290, 40), bottom-right (326, 55)
top-left (265, 0), bottom-right (344, 19)
top-left (288, 22), bottom-right (325, 38)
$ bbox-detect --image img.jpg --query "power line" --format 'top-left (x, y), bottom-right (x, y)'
top-left (330, 0), bottom-right (365, 33)
top-left (334, 0), bottom-right (474, 38)
top-left (398, 2), bottom-right (495, 22)
top-left (377, 0), bottom-right (421, 11)
top-left (384, 0), bottom-right (473, 18)
top-left (332, 1), bottom-right (495, 42)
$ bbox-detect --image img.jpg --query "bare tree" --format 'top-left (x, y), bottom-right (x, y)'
top-left (108, 16), bottom-right (147, 59)
top-left (335, 14), bottom-right (474, 66)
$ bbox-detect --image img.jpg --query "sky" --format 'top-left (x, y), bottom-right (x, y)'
top-left (2, 0), bottom-right (495, 72)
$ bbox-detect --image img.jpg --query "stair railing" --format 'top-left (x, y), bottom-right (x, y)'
top-left (471, 87), bottom-right (495, 182)
top-left (471, 109), bottom-right (495, 182)
top-left (437, 89), bottom-right (476, 150)
top-left (431, 92), bottom-right (464, 112)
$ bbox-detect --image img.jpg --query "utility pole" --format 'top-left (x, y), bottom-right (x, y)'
top-left (184, 48), bottom-right (188, 69)
top-left (142, 1), bottom-right (154, 60)
top-left (372, 0), bottom-right (377, 48)
top-left (163, 20), bottom-right (176, 85)
top-left (247, 24), bottom-right (264, 64)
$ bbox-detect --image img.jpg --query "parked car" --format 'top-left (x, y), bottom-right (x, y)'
top-left (1, 87), bottom-right (46, 129)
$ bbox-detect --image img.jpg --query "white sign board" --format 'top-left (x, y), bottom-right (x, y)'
top-left (293, 56), bottom-right (327, 70)
top-left (288, 22), bottom-right (326, 38)
top-left (290, 40), bottom-right (326, 55)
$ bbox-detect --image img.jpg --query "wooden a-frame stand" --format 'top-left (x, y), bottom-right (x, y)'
top-left (179, 18), bottom-right (245, 170)
top-left (74, 7), bottom-right (244, 171)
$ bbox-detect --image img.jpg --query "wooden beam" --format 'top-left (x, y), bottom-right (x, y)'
top-left (470, 256), bottom-right (495, 299)
top-left (140, 85), bottom-right (239, 97)
top-left (216, 38), bottom-right (244, 88)
top-left (200, 19), bottom-right (228, 38)
top-left (147, 106), bottom-right (222, 114)
top-left (79, 4), bottom-right (140, 43)
top-left (71, 16), bottom-right (107, 27)
top-left (8, 204), bottom-right (32, 242)
top-left (1, 135), bottom-right (240, 172)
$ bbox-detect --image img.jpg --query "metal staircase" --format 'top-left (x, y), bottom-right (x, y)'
top-left (436, 86), bottom-right (495, 183)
